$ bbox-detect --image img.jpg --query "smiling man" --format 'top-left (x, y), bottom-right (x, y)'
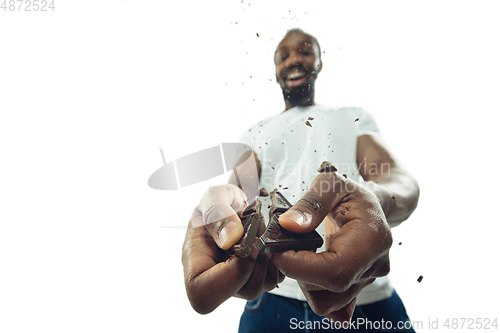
top-left (182, 28), bottom-right (420, 332)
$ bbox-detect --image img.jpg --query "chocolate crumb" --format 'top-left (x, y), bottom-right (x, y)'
top-left (259, 187), bottom-right (269, 197)
top-left (354, 118), bottom-right (359, 122)
top-left (308, 116), bottom-right (314, 120)
top-left (343, 174), bottom-right (347, 179)
top-left (392, 195), bottom-right (397, 200)
top-left (318, 161), bottom-right (337, 173)
top-left (417, 275), bottom-right (423, 283)
top-left (256, 33), bottom-right (259, 37)
top-left (283, 187), bottom-right (288, 190)
top-left (305, 121), bottom-right (312, 127)
top-left (340, 209), bottom-right (346, 216)
top-left (398, 242), bottom-right (402, 245)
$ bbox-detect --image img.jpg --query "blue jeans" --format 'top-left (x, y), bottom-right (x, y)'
top-left (239, 290), bottom-right (416, 332)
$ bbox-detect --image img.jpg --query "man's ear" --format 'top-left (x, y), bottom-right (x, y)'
top-left (317, 60), bottom-right (323, 73)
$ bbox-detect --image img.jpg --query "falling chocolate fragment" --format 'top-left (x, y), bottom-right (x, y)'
top-left (305, 121), bottom-right (312, 127)
top-left (417, 275), bottom-right (423, 283)
top-left (398, 242), bottom-right (402, 245)
top-left (259, 187), bottom-right (269, 197)
top-left (392, 195), bottom-right (397, 200)
top-left (308, 116), bottom-right (314, 120)
top-left (317, 161), bottom-right (338, 173)
top-left (354, 118), bottom-right (359, 122)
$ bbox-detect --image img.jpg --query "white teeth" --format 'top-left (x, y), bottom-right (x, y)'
top-left (288, 72), bottom-right (304, 80)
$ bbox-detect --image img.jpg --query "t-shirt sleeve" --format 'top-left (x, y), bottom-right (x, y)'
top-left (356, 108), bottom-right (381, 138)
top-left (239, 130), bottom-right (253, 146)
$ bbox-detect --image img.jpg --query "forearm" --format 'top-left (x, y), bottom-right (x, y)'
top-left (364, 168), bottom-right (419, 227)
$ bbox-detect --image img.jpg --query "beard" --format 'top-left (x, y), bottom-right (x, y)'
top-left (279, 65), bottom-right (318, 106)
top-left (281, 80), bottom-right (316, 106)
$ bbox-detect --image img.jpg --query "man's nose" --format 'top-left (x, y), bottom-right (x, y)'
top-left (286, 52), bottom-right (304, 68)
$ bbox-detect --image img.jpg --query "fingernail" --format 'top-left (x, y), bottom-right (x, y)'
top-left (280, 210), bottom-right (312, 226)
top-left (219, 220), bottom-right (240, 249)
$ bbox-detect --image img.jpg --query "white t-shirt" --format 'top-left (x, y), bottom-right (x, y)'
top-left (239, 104), bottom-right (394, 305)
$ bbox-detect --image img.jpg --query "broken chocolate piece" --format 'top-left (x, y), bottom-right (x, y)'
top-left (226, 191), bottom-right (323, 258)
top-left (354, 118), bottom-right (359, 122)
top-left (231, 199), bottom-right (263, 258)
top-left (317, 161), bottom-right (338, 173)
top-left (255, 214), bottom-right (324, 254)
top-left (308, 116), bottom-right (314, 120)
top-left (417, 275), bottom-right (423, 283)
top-left (259, 187), bottom-right (269, 197)
top-left (305, 121), bottom-right (312, 127)
top-left (255, 190), bottom-right (323, 254)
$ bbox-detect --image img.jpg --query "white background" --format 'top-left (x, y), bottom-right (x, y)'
top-left (1, 1), bottom-right (499, 332)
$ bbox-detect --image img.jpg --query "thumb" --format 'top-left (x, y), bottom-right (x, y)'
top-left (196, 184), bottom-right (248, 250)
top-left (279, 172), bottom-right (348, 233)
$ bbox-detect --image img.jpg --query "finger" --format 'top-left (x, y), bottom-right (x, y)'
top-left (272, 220), bottom-right (383, 292)
top-left (300, 279), bottom-right (373, 318)
top-left (262, 258), bottom-right (285, 292)
top-left (196, 184), bottom-right (248, 249)
top-left (279, 172), bottom-right (350, 233)
top-left (182, 218), bottom-right (257, 314)
top-left (236, 254), bottom-right (270, 300)
top-left (324, 298), bottom-right (357, 324)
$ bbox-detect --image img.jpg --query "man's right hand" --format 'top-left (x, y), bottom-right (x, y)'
top-left (182, 184), bottom-right (284, 314)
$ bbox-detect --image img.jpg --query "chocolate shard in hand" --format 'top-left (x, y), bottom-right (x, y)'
top-left (317, 161), bottom-right (337, 173)
top-left (226, 199), bottom-right (264, 258)
top-left (256, 190), bottom-right (323, 254)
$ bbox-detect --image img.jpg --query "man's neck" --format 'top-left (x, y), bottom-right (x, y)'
top-left (284, 97), bottom-right (315, 112)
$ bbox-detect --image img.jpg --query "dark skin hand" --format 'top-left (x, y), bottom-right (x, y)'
top-left (274, 171), bottom-right (392, 322)
top-left (271, 135), bottom-right (418, 322)
top-left (182, 170), bottom-right (284, 314)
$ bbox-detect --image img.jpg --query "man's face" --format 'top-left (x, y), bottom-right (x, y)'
top-left (274, 31), bottom-right (322, 100)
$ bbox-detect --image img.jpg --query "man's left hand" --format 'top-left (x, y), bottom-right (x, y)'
top-left (272, 171), bottom-right (393, 323)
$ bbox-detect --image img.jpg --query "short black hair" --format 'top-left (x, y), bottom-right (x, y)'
top-left (274, 28), bottom-right (322, 63)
